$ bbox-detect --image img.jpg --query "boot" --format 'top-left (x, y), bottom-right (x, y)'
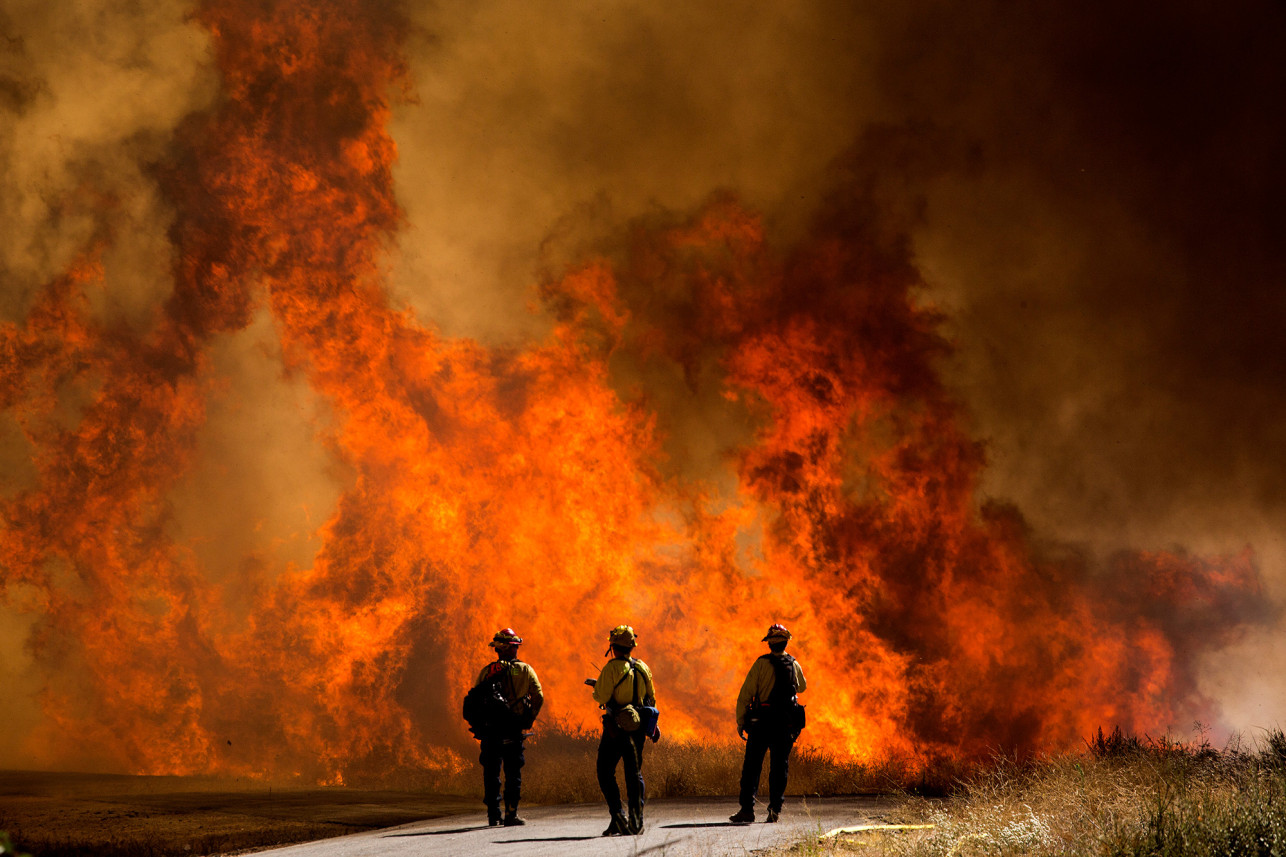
top-left (766, 808), bottom-right (780, 823)
top-left (602, 812), bottom-right (629, 836)
top-left (503, 802), bottom-right (525, 826)
top-left (729, 807), bottom-right (755, 824)
top-left (627, 800), bottom-right (644, 835)
top-left (487, 807), bottom-right (503, 827)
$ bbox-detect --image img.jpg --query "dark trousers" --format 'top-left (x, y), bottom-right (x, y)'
top-left (597, 726), bottom-right (646, 815)
top-left (738, 727), bottom-right (796, 812)
top-left (479, 735), bottom-right (525, 813)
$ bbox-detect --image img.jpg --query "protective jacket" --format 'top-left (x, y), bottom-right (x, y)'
top-left (593, 657), bottom-right (656, 708)
top-left (735, 654), bottom-right (806, 730)
top-left (476, 658), bottom-right (545, 723)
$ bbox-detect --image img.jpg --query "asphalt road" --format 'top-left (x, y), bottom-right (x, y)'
top-left (250, 795), bottom-right (899, 857)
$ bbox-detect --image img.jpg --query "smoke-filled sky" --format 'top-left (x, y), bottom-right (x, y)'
top-left (2, 0), bottom-right (1285, 774)
top-left (386, 0), bottom-right (1286, 729)
top-left (388, 0), bottom-right (1286, 542)
top-left (382, 0), bottom-right (1286, 726)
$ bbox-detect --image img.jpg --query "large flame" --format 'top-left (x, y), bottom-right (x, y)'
top-left (0, 0), bottom-right (1269, 781)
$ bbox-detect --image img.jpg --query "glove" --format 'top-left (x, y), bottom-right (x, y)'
top-left (738, 727), bottom-right (747, 741)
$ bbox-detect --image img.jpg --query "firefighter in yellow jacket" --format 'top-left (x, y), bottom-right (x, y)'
top-left (587, 624), bottom-right (656, 836)
top-left (729, 623), bottom-right (807, 824)
top-left (473, 628), bottom-right (543, 826)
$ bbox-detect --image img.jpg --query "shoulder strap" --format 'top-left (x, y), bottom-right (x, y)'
top-left (630, 658), bottom-right (641, 706)
top-left (487, 659), bottom-right (516, 701)
top-left (607, 658), bottom-right (633, 699)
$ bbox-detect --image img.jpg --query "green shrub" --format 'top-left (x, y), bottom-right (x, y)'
top-left (0, 831), bottom-right (32, 857)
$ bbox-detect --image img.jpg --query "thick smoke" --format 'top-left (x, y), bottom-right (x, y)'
top-left (1, 0), bottom-right (1283, 776)
top-left (388, 0), bottom-right (1286, 731)
top-left (388, 2), bottom-right (876, 342)
top-left (0, 0), bottom-right (215, 767)
top-left (0, 0), bottom-right (215, 325)
top-left (870, 0), bottom-right (1286, 549)
top-left (868, 1), bottom-right (1286, 726)
top-left (389, 0), bottom-right (1286, 552)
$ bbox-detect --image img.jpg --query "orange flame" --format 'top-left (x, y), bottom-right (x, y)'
top-left (0, 0), bottom-right (1269, 781)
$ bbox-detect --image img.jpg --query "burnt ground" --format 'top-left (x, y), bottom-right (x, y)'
top-left (0, 770), bottom-right (478, 857)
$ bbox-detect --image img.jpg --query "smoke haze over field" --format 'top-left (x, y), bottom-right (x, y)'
top-left (2, 0), bottom-right (1285, 777)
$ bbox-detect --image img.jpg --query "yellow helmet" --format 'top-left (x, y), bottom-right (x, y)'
top-left (605, 624), bottom-right (637, 655)
top-left (762, 623), bottom-right (792, 642)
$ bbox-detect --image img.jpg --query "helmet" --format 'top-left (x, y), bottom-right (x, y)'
top-left (490, 627), bottom-right (523, 648)
top-left (762, 623), bottom-right (792, 642)
top-left (609, 624), bottom-right (637, 647)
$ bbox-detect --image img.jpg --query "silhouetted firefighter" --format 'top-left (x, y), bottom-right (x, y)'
top-left (463, 628), bottom-right (544, 826)
top-left (586, 624), bottom-right (660, 836)
top-left (729, 623), bottom-right (807, 824)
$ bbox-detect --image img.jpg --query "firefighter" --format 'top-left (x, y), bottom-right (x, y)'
top-left (473, 628), bottom-right (543, 826)
top-left (587, 624), bottom-right (656, 836)
top-left (729, 623), bottom-right (807, 824)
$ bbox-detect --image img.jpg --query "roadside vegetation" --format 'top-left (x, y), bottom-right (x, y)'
top-left (779, 727), bottom-right (1286, 857)
top-left (479, 719), bottom-right (933, 803)
top-left (328, 719), bottom-right (934, 801)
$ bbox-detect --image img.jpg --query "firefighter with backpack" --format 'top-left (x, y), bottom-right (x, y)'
top-left (464, 628), bottom-right (544, 826)
top-left (586, 624), bottom-right (658, 836)
top-left (729, 623), bottom-right (807, 824)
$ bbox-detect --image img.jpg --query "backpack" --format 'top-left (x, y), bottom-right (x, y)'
top-left (462, 661), bottom-right (531, 738)
top-left (749, 653), bottom-right (806, 736)
top-left (607, 659), bottom-right (642, 732)
top-left (606, 659), bottom-right (660, 740)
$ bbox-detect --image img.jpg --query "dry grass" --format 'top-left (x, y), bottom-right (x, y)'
top-left (395, 721), bottom-right (911, 805)
top-left (509, 722), bottom-right (914, 804)
top-left (781, 727), bottom-right (1286, 857)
